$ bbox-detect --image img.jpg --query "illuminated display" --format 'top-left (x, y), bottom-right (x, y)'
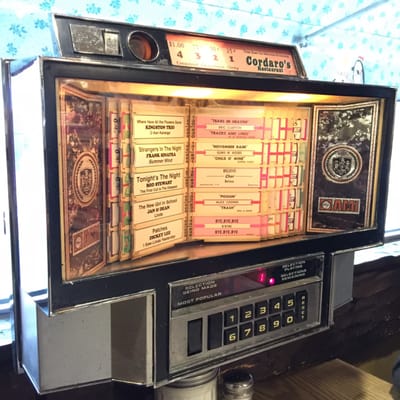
top-left (171, 256), bottom-right (323, 310)
top-left (55, 76), bottom-right (385, 282)
top-left (166, 33), bottom-right (299, 76)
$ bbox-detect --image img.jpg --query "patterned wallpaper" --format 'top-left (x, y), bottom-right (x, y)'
top-left (0, 0), bottom-right (399, 87)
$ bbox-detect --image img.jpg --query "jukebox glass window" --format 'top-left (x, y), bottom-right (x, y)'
top-left (55, 77), bottom-right (386, 282)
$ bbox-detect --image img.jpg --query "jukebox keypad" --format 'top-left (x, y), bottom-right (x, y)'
top-left (169, 256), bottom-right (324, 374)
top-left (189, 289), bottom-right (309, 355)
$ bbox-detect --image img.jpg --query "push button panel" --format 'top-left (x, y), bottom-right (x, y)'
top-left (170, 280), bottom-right (323, 373)
top-left (189, 289), bottom-right (308, 354)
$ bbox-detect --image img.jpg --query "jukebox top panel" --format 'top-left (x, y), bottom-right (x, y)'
top-left (52, 14), bottom-right (307, 79)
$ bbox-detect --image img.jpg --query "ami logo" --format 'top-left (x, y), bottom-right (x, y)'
top-left (318, 197), bottom-right (360, 215)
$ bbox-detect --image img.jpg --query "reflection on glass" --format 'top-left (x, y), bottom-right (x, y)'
top-left (54, 78), bottom-right (382, 282)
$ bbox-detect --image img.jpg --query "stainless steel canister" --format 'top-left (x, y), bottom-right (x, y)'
top-left (155, 369), bottom-right (218, 400)
top-left (222, 368), bottom-right (254, 400)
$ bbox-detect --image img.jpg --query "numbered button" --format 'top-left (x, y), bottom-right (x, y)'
top-left (239, 323), bottom-right (253, 340)
top-left (254, 319), bottom-right (268, 336)
top-left (224, 327), bottom-right (238, 345)
top-left (224, 309), bottom-right (238, 327)
top-left (240, 304), bottom-right (253, 322)
top-left (282, 311), bottom-right (295, 327)
top-left (269, 314), bottom-right (281, 331)
top-left (269, 297), bottom-right (282, 314)
top-left (283, 293), bottom-right (295, 310)
top-left (255, 301), bottom-right (268, 318)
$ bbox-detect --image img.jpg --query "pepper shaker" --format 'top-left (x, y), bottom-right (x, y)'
top-left (222, 368), bottom-right (254, 400)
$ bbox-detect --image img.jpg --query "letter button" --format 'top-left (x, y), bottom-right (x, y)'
top-left (208, 313), bottom-right (223, 350)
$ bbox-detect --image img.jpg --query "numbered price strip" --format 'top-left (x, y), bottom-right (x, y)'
top-left (166, 33), bottom-right (299, 77)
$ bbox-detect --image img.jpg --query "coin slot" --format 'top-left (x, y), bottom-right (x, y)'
top-left (127, 31), bottom-right (159, 62)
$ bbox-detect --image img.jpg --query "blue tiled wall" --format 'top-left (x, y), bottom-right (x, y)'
top-left (0, 0), bottom-right (399, 87)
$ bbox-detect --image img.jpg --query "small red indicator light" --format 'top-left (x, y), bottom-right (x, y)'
top-left (268, 277), bottom-right (276, 286)
top-left (256, 271), bottom-right (267, 284)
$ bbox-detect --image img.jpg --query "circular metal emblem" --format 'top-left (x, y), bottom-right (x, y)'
top-left (72, 152), bottom-right (99, 207)
top-left (322, 145), bottom-right (362, 184)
